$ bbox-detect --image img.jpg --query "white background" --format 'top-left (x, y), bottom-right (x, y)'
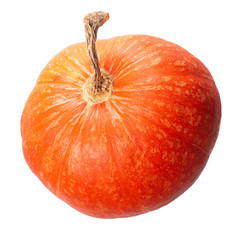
top-left (1, 0), bottom-right (239, 239)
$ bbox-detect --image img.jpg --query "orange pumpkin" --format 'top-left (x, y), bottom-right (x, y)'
top-left (21, 12), bottom-right (221, 218)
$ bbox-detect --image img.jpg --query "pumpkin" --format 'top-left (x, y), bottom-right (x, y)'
top-left (21, 11), bottom-right (221, 218)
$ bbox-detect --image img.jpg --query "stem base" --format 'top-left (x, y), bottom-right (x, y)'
top-left (82, 69), bottom-right (113, 105)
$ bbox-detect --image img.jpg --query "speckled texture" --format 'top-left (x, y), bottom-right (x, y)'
top-left (21, 35), bottom-right (221, 218)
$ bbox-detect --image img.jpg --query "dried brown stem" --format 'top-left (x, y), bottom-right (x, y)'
top-left (84, 11), bottom-right (109, 93)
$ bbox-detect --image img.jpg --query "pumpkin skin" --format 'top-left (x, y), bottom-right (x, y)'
top-left (21, 34), bottom-right (221, 218)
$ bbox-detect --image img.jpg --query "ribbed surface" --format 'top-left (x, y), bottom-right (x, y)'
top-left (21, 35), bottom-right (221, 218)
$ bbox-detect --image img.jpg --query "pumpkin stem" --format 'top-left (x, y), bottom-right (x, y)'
top-left (84, 11), bottom-right (109, 92)
top-left (83, 12), bottom-right (113, 105)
